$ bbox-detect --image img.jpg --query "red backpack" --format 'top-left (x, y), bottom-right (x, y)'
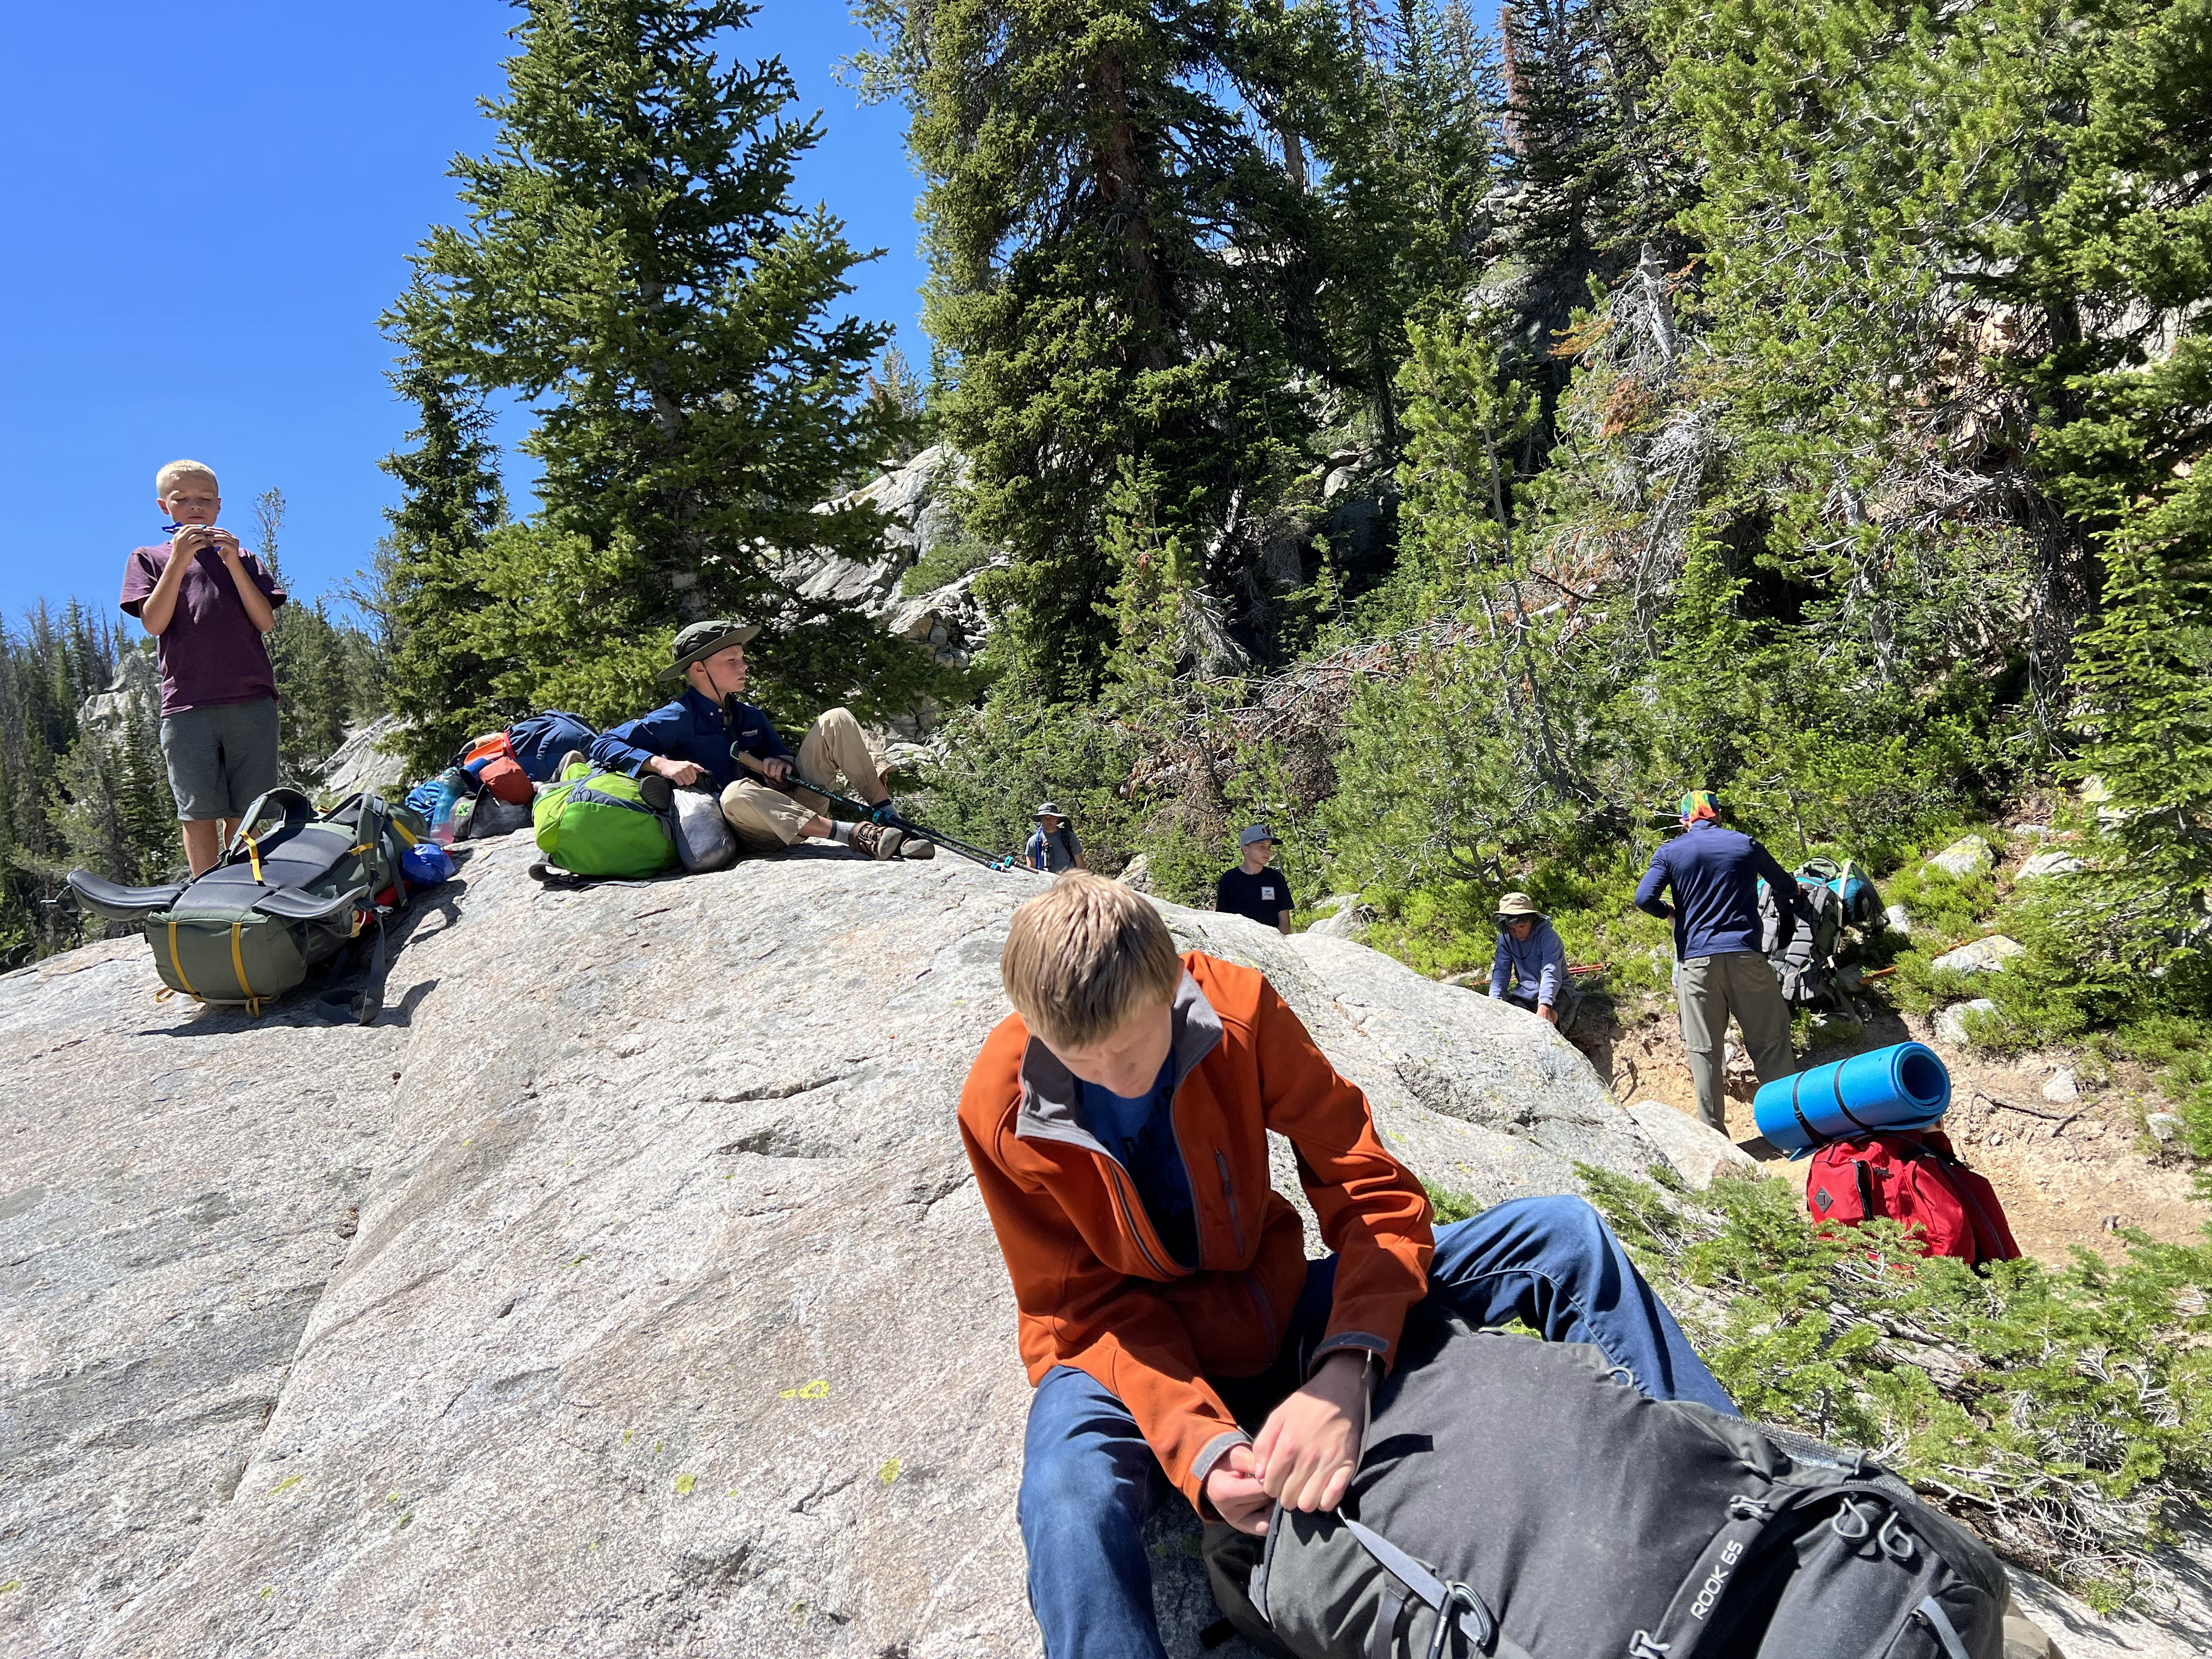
top-left (1805, 1129), bottom-right (2021, 1266)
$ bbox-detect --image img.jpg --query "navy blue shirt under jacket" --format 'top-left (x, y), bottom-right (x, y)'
top-left (1077, 1053), bottom-right (1199, 1269)
top-left (589, 687), bottom-right (795, 791)
top-left (1634, 821), bottom-right (1807, 961)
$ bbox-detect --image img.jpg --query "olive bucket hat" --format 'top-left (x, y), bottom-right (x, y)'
top-left (1496, 891), bottom-right (1543, 921)
top-left (658, 618), bottom-right (760, 684)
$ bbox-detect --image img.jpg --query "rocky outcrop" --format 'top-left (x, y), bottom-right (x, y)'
top-left (783, 445), bottom-right (993, 678)
top-left (3, 841), bottom-right (1694, 1658)
top-left (75, 650), bottom-right (160, 738)
top-left (318, 714), bottom-right (411, 800)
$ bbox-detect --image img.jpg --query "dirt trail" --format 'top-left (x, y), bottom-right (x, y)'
top-left (1572, 994), bottom-right (2207, 1262)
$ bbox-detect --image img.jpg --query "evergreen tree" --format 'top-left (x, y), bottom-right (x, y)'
top-left (379, 356), bottom-right (508, 772)
top-left (851, 0), bottom-right (1347, 696)
top-left (393, 0), bottom-right (922, 736)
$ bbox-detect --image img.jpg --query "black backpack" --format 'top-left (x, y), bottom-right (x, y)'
top-left (65, 788), bottom-right (419, 1024)
top-left (1205, 1306), bottom-right (2005, 1659)
top-left (1762, 872), bottom-right (1849, 1007)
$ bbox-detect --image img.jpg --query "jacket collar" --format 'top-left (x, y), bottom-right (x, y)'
top-left (1014, 970), bottom-right (1223, 1152)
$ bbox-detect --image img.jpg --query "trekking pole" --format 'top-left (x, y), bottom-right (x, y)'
top-left (733, 753), bottom-right (1031, 873)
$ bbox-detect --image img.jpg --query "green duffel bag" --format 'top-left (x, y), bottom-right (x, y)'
top-left (533, 760), bottom-right (679, 878)
top-left (65, 788), bottom-right (414, 1022)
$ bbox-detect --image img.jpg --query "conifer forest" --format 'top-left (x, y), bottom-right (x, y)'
top-left (21, 0), bottom-right (2212, 1609)
top-left (35, 0), bottom-right (2211, 1150)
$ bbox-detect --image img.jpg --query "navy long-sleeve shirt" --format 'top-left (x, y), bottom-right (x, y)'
top-left (589, 687), bottom-right (795, 791)
top-left (1635, 822), bottom-right (1807, 961)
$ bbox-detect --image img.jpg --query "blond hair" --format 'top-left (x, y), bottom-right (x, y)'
top-left (155, 459), bottom-right (218, 496)
top-left (1002, 873), bottom-right (1183, 1048)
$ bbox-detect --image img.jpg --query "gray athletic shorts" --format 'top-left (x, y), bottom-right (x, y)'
top-left (160, 698), bottom-right (282, 821)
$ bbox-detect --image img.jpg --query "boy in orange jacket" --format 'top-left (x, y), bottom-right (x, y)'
top-left (959, 875), bottom-right (1734, 1659)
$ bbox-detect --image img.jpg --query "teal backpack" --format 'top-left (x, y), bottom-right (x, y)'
top-left (533, 760), bottom-right (679, 878)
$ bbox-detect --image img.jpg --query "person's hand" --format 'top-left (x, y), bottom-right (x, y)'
top-left (648, 755), bottom-right (707, 787)
top-left (759, 756), bottom-right (794, 785)
top-left (1537, 1003), bottom-right (1558, 1025)
top-left (1252, 1351), bottom-right (1370, 1515)
top-left (170, 524), bottom-right (213, 560)
top-left (1204, 1443), bottom-right (1273, 1537)
top-left (206, 527), bottom-right (245, 565)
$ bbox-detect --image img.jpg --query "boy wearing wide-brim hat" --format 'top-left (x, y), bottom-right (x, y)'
top-left (589, 619), bottom-right (928, 860)
top-left (1488, 892), bottom-right (1571, 1027)
top-left (1025, 802), bottom-right (1087, 873)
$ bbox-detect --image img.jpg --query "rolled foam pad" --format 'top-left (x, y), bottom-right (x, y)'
top-left (1753, 1041), bottom-right (1951, 1158)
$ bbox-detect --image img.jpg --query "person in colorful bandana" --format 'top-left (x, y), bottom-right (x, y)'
top-left (1634, 790), bottom-right (1813, 1136)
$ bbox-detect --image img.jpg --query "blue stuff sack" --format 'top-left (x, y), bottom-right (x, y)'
top-left (401, 842), bottom-right (455, 887)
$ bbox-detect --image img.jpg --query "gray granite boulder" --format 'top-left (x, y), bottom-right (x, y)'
top-left (1925, 835), bottom-right (1994, 879)
top-left (0, 845), bottom-right (1759, 1657)
top-left (1933, 998), bottom-right (2000, 1045)
top-left (1931, 934), bottom-right (2025, 974)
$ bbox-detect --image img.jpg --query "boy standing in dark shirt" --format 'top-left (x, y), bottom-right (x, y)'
top-left (119, 460), bottom-right (286, 876)
top-left (1215, 825), bottom-right (1294, 935)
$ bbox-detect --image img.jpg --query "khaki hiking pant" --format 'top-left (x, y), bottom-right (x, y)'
top-left (718, 707), bottom-right (889, 855)
top-left (1677, 950), bottom-right (1796, 1137)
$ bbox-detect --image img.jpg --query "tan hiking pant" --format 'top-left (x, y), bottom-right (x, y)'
top-left (1677, 950), bottom-right (1796, 1137)
top-left (718, 707), bottom-right (888, 855)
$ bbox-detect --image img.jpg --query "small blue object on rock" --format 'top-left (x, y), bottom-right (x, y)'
top-left (1753, 1041), bottom-right (1950, 1159)
top-left (401, 843), bottom-right (455, 888)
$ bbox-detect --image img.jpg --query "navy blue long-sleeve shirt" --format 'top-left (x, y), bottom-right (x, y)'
top-left (1634, 822), bottom-right (1806, 961)
top-left (589, 687), bottom-right (795, 791)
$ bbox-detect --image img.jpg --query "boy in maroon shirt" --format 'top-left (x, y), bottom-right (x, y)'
top-left (119, 460), bottom-right (286, 875)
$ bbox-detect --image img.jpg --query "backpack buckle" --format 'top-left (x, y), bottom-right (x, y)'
top-left (1628, 1634), bottom-right (1673, 1658)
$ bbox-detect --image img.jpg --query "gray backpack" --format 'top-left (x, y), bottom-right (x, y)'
top-left (1205, 1305), bottom-right (2005, 1659)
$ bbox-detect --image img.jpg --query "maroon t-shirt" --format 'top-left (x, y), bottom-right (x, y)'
top-left (120, 540), bottom-right (287, 716)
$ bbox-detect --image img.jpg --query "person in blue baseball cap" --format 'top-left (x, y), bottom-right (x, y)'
top-left (1215, 825), bottom-right (1294, 935)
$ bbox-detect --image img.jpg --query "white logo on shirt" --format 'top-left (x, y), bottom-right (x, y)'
top-left (1261, 886), bottom-right (1276, 900)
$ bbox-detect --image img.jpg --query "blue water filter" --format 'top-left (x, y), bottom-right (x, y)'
top-left (1753, 1042), bottom-right (1951, 1158)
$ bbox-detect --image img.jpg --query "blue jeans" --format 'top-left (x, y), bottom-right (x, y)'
top-left (1015, 1194), bottom-right (1735, 1659)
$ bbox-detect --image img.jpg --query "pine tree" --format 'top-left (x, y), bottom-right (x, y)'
top-left (851, 0), bottom-right (1346, 697)
top-left (393, 0), bottom-right (921, 733)
top-left (379, 357), bottom-right (508, 772)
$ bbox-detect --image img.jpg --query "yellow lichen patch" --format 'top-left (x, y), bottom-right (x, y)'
top-left (268, 1475), bottom-right (303, 1498)
top-left (778, 1379), bottom-right (830, 1400)
top-left (674, 1473), bottom-right (697, 1496)
top-left (876, 1458), bottom-right (901, 1485)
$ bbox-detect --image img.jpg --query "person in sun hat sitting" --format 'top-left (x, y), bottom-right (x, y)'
top-left (589, 619), bottom-right (930, 861)
top-left (1488, 892), bottom-right (1573, 1029)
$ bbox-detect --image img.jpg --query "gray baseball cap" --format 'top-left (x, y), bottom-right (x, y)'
top-left (1238, 824), bottom-right (1276, 848)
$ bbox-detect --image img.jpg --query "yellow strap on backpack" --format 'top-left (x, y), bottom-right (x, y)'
top-left (229, 922), bottom-right (262, 1014)
top-left (167, 920), bottom-right (201, 1001)
top-left (240, 830), bottom-right (263, 883)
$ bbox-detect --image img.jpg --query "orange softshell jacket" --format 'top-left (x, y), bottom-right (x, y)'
top-left (957, 953), bottom-right (1434, 1509)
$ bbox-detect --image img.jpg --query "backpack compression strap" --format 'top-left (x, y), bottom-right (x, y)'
top-left (1336, 1516), bottom-right (1497, 1659)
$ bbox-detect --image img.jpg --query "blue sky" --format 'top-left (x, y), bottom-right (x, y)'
top-left (1, 2), bottom-right (924, 631)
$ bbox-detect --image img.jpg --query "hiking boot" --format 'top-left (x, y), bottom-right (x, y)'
top-left (636, 773), bottom-right (675, 814)
top-left (848, 820), bottom-right (905, 860)
top-left (558, 749), bottom-right (588, 775)
top-left (900, 837), bottom-right (935, 860)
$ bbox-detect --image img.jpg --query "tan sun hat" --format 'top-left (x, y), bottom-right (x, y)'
top-left (1496, 892), bottom-right (1543, 920)
top-left (658, 618), bottom-right (760, 683)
